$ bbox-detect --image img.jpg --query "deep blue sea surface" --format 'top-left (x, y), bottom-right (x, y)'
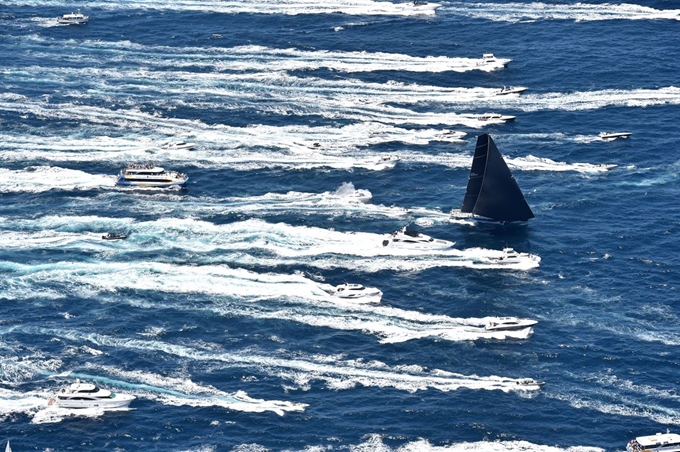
top-left (2, 1), bottom-right (680, 451)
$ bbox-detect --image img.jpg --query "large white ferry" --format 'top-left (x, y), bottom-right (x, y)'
top-left (627, 431), bottom-right (680, 452)
top-left (48, 380), bottom-right (135, 409)
top-left (116, 164), bottom-right (188, 188)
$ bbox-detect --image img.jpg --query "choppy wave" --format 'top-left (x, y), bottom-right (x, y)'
top-left (442, 2), bottom-right (680, 23)
top-left (4, 36), bottom-right (508, 73)
top-left (0, 256), bottom-right (537, 343)
top-left (1, 328), bottom-right (546, 396)
top-left (242, 434), bottom-right (606, 452)
top-left (0, 217), bottom-right (541, 271)
top-left (0, 368), bottom-right (307, 423)
top-left (12, 0), bottom-right (441, 17)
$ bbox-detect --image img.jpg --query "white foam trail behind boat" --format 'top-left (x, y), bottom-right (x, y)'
top-left (0, 167), bottom-right (113, 193)
top-left (4, 37), bottom-right (504, 74)
top-left (0, 260), bottom-right (536, 343)
top-left (302, 435), bottom-right (605, 452)
top-left (12, 0), bottom-right (441, 16)
top-left (11, 327), bottom-right (546, 395)
top-left (442, 2), bottom-right (680, 23)
top-left (0, 218), bottom-right (541, 271)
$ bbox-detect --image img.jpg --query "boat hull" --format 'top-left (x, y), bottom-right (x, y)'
top-left (600, 132), bottom-right (632, 140)
top-left (485, 320), bottom-right (538, 331)
top-left (116, 177), bottom-right (188, 188)
top-left (382, 238), bottom-right (455, 250)
top-left (50, 394), bottom-right (135, 409)
top-left (450, 211), bottom-right (528, 229)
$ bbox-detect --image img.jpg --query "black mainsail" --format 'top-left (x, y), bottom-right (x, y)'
top-left (460, 133), bottom-right (534, 223)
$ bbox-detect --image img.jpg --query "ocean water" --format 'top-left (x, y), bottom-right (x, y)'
top-left (1, 1), bottom-right (680, 451)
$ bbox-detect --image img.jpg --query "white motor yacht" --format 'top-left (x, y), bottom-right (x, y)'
top-left (57, 11), bottom-right (89, 25)
top-left (332, 283), bottom-right (382, 302)
top-left (489, 248), bottom-right (540, 265)
top-left (627, 431), bottom-right (680, 452)
top-left (116, 164), bottom-right (188, 188)
top-left (48, 380), bottom-right (135, 409)
top-left (479, 53), bottom-right (512, 66)
top-left (485, 316), bottom-right (538, 332)
top-left (478, 113), bottom-right (516, 122)
top-left (382, 227), bottom-right (455, 250)
top-left (496, 86), bottom-right (527, 95)
top-left (599, 131), bottom-right (632, 140)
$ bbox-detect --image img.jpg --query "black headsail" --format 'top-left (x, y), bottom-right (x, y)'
top-left (461, 133), bottom-right (534, 222)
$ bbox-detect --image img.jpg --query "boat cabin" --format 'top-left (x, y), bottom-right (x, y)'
top-left (628, 432), bottom-right (680, 452)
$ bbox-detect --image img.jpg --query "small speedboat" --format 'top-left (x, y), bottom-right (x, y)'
top-left (332, 283), bottom-right (382, 302)
top-left (102, 232), bottom-right (128, 241)
top-left (627, 430), bottom-right (680, 452)
top-left (435, 129), bottom-right (466, 141)
top-left (159, 140), bottom-right (196, 151)
top-left (375, 155), bottom-right (400, 169)
top-left (382, 226), bottom-right (455, 250)
top-left (57, 11), bottom-right (89, 25)
top-left (516, 378), bottom-right (545, 387)
top-left (116, 164), bottom-right (188, 188)
top-left (485, 316), bottom-right (538, 331)
top-left (599, 131), bottom-right (632, 140)
top-left (48, 380), bottom-right (135, 409)
top-left (350, 189), bottom-right (372, 203)
top-left (478, 113), bottom-right (516, 122)
top-left (496, 86), bottom-right (527, 95)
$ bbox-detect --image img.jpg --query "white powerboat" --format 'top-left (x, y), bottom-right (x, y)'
top-left (485, 316), bottom-right (538, 331)
top-left (435, 129), bottom-right (466, 142)
top-left (496, 86), bottom-right (527, 95)
top-left (332, 283), bottom-right (382, 302)
top-left (516, 378), bottom-right (545, 387)
top-left (57, 11), bottom-right (89, 25)
top-left (479, 53), bottom-right (511, 66)
top-left (382, 227), bottom-right (455, 250)
top-left (489, 248), bottom-right (539, 264)
top-left (159, 140), bottom-right (196, 151)
top-left (599, 131), bottom-right (632, 140)
top-left (48, 380), bottom-right (135, 409)
top-left (478, 113), bottom-right (516, 122)
top-left (350, 189), bottom-right (372, 203)
top-left (375, 155), bottom-right (400, 169)
top-left (102, 232), bottom-right (128, 241)
top-left (627, 431), bottom-right (680, 452)
top-left (116, 164), bottom-right (188, 188)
